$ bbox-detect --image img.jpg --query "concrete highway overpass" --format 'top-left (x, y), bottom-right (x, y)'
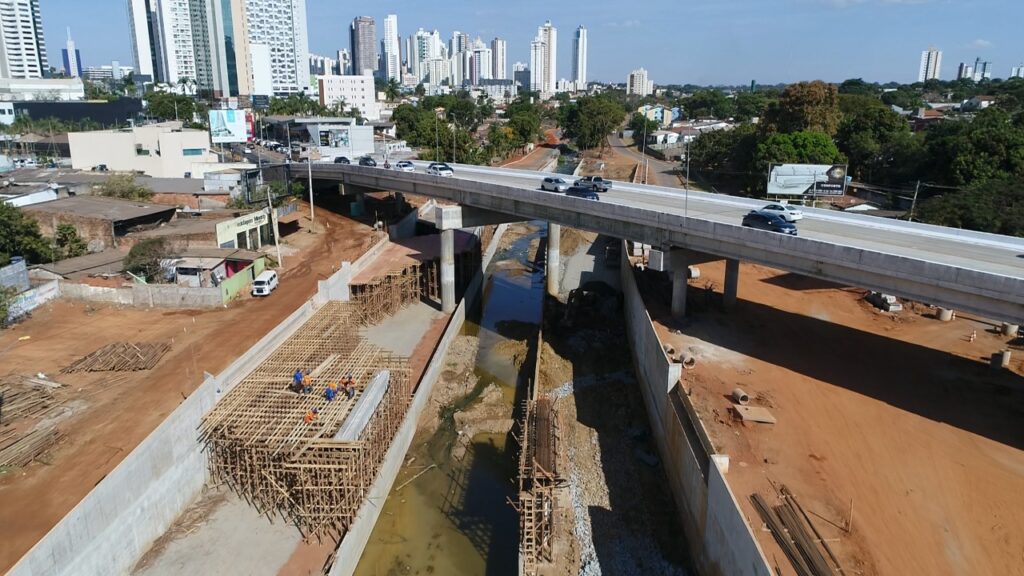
top-left (267, 161), bottom-right (1024, 325)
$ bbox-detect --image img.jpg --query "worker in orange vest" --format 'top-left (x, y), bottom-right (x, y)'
top-left (304, 408), bottom-right (319, 423)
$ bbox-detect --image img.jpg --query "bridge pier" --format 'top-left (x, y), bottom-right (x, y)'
top-left (670, 249), bottom-right (688, 318)
top-left (441, 228), bottom-right (455, 313)
top-left (547, 222), bottom-right (561, 296)
top-left (724, 258), bottom-right (740, 310)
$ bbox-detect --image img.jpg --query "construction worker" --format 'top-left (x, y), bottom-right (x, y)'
top-left (304, 408), bottom-right (319, 423)
top-left (302, 369), bottom-right (313, 394)
top-left (290, 369), bottom-right (305, 393)
top-left (341, 374), bottom-right (356, 399)
top-left (325, 382), bottom-right (338, 402)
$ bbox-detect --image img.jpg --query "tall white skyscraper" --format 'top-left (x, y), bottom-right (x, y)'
top-left (627, 67), bottom-right (652, 96)
top-left (382, 14), bottom-right (400, 82)
top-left (470, 38), bottom-right (492, 85)
top-left (411, 28), bottom-right (443, 82)
top-left (491, 37), bottom-right (506, 80)
top-left (919, 47), bottom-right (942, 82)
top-left (127, 0), bottom-right (159, 80)
top-left (572, 25), bottom-right (587, 89)
top-left (536, 21), bottom-right (557, 94)
top-left (1012, 65), bottom-right (1024, 79)
top-left (529, 38), bottom-right (545, 92)
top-left (63, 28), bottom-right (82, 78)
top-left (0, 0), bottom-right (48, 79)
top-left (242, 0), bottom-right (310, 93)
top-left (155, 0), bottom-right (198, 86)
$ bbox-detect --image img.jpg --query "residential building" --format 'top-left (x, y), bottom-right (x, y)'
top-left (249, 43), bottom-right (273, 96)
top-left (155, 0), bottom-right (198, 87)
top-left (1012, 65), bottom-right (1024, 79)
top-left (209, 0), bottom-right (253, 97)
top-left (474, 79), bottom-right (517, 103)
top-left (309, 53), bottom-right (339, 76)
top-left (126, 0), bottom-right (160, 81)
top-left (423, 57), bottom-right (450, 87)
top-left (513, 62), bottom-right (529, 91)
top-left (317, 75), bottom-right (380, 120)
top-left (572, 25), bottom-right (587, 90)
top-left (62, 28), bottom-right (82, 78)
top-left (0, 0), bottom-right (49, 79)
top-left (382, 14), bottom-right (400, 82)
top-left (68, 121), bottom-right (218, 178)
top-left (337, 49), bottom-right (351, 75)
top-left (84, 65), bottom-right (137, 82)
top-left (972, 58), bottom-right (992, 81)
top-left (536, 20), bottom-right (557, 94)
top-left (410, 28), bottom-right (444, 82)
top-left (956, 62), bottom-right (974, 81)
top-left (627, 67), bottom-right (653, 96)
top-left (470, 38), bottom-right (492, 85)
top-left (350, 16), bottom-right (376, 76)
top-left (919, 47), bottom-right (941, 82)
top-left (491, 37), bottom-right (506, 80)
top-left (243, 0), bottom-right (310, 94)
top-left (529, 39), bottom-right (544, 92)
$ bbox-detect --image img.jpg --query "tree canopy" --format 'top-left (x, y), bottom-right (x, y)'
top-left (763, 81), bottom-right (842, 136)
top-left (560, 95), bottom-right (625, 150)
top-left (0, 203), bottom-right (52, 265)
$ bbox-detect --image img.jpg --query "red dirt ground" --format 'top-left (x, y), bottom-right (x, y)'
top-left (647, 259), bottom-right (1024, 576)
top-left (0, 203), bottom-right (379, 573)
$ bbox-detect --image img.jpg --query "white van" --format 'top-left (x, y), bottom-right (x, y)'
top-left (251, 270), bottom-right (279, 297)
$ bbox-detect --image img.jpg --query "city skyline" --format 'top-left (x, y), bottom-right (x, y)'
top-left (35, 0), bottom-right (1024, 85)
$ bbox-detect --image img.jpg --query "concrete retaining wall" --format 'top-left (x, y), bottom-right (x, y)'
top-left (388, 207), bottom-right (419, 241)
top-left (620, 247), bottom-right (771, 576)
top-left (0, 259), bottom-right (30, 293)
top-left (58, 282), bottom-right (223, 309)
top-left (8, 296), bottom-right (318, 576)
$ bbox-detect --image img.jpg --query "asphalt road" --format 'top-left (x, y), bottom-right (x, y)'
top-left (408, 161), bottom-right (1024, 280)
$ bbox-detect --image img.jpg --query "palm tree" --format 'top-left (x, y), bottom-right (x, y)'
top-left (384, 79), bottom-right (400, 102)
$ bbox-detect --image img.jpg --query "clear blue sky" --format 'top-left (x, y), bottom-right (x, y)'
top-left (44, 0), bottom-right (1024, 85)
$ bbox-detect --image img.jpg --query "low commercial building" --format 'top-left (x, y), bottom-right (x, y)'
top-left (0, 78), bottom-right (85, 102)
top-left (215, 206), bottom-right (277, 250)
top-left (165, 248), bottom-right (265, 291)
top-left (317, 75), bottom-right (381, 121)
top-left (68, 121), bottom-right (219, 178)
top-left (0, 99), bottom-right (143, 127)
top-left (22, 195), bottom-right (177, 251)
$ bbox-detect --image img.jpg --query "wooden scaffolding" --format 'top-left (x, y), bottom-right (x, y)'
top-left (200, 300), bottom-right (412, 542)
top-left (349, 264), bottom-right (422, 326)
top-left (514, 391), bottom-right (565, 575)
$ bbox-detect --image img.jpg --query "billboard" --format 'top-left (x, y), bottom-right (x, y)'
top-left (208, 109), bottom-right (248, 144)
top-left (767, 164), bottom-right (849, 196)
top-left (318, 129), bottom-right (351, 149)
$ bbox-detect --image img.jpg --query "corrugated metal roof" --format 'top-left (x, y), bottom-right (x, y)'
top-left (22, 195), bottom-right (176, 221)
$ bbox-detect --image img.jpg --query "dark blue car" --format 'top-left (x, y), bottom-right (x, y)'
top-left (742, 210), bottom-right (798, 235)
top-left (566, 186), bottom-right (600, 201)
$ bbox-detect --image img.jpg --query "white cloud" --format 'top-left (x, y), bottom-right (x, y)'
top-left (606, 19), bottom-right (642, 28)
top-left (970, 38), bottom-right (993, 49)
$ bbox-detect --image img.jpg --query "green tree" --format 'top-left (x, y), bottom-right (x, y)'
top-left (384, 78), bottom-right (401, 102)
top-left (763, 80), bottom-right (842, 136)
top-left (414, 83), bottom-right (426, 98)
top-left (734, 91), bottom-right (772, 122)
top-left (144, 91), bottom-right (196, 122)
top-left (124, 238), bottom-right (171, 282)
top-left (0, 285), bottom-right (17, 326)
top-left (922, 107), bottom-right (1024, 186)
top-left (95, 174), bottom-right (154, 201)
top-left (560, 95), bottom-right (625, 150)
top-left (682, 90), bottom-right (735, 119)
top-left (838, 78), bottom-right (879, 96)
top-left (753, 131), bottom-right (845, 175)
top-left (880, 89), bottom-right (923, 110)
top-left (835, 98), bottom-right (910, 180)
top-left (918, 177), bottom-right (1024, 236)
top-left (628, 113), bottom-right (660, 150)
top-left (55, 224), bottom-right (88, 260)
top-left (0, 203), bottom-right (52, 265)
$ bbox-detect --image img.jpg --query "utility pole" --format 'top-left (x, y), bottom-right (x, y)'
top-left (909, 180), bottom-right (921, 221)
top-left (307, 160), bottom-right (315, 232)
top-left (267, 183), bottom-right (283, 267)
top-left (684, 139), bottom-right (690, 218)
top-left (640, 120), bottom-right (648, 183)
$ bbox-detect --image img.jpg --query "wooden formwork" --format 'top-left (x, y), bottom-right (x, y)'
top-left (350, 265), bottom-right (422, 326)
top-left (201, 299), bottom-right (412, 541)
top-left (515, 389), bottom-right (565, 575)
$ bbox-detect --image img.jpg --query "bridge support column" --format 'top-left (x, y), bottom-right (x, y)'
top-left (441, 228), bottom-right (456, 313)
top-left (547, 222), bottom-right (561, 297)
top-left (724, 258), bottom-right (740, 311)
top-left (670, 249), bottom-right (688, 318)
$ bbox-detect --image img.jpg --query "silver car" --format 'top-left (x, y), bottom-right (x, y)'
top-left (759, 203), bottom-right (804, 222)
top-left (541, 177), bottom-right (569, 192)
top-left (427, 162), bottom-right (454, 177)
top-left (394, 160), bottom-right (415, 172)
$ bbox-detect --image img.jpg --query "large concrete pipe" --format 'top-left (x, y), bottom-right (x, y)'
top-left (1002, 323), bottom-right (1020, 337)
top-left (937, 308), bottom-right (954, 322)
top-left (990, 350), bottom-right (1012, 369)
top-left (732, 388), bottom-right (750, 405)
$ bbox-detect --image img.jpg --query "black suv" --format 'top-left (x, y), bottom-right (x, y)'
top-left (358, 157), bottom-right (377, 167)
top-left (334, 156), bottom-right (351, 164)
top-left (741, 211), bottom-right (798, 235)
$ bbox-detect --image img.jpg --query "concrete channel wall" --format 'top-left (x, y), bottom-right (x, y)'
top-left (619, 246), bottom-right (772, 576)
top-left (328, 223), bottom-right (506, 576)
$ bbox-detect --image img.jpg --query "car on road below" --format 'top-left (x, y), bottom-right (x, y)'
top-left (358, 156), bottom-right (377, 167)
top-left (334, 156), bottom-right (351, 164)
top-left (566, 186), bottom-right (600, 200)
top-left (759, 203), bottom-right (804, 222)
top-left (395, 160), bottom-right (415, 172)
top-left (541, 177), bottom-right (569, 192)
top-left (427, 162), bottom-right (454, 177)
top-left (574, 176), bottom-right (612, 192)
top-left (742, 210), bottom-right (798, 235)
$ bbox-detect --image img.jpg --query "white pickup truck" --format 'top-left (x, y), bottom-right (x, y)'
top-left (573, 176), bottom-right (613, 192)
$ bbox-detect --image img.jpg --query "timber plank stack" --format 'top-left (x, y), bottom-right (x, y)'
top-left (61, 342), bottom-right (171, 373)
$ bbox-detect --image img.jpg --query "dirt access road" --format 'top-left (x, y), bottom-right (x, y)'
top-left (607, 133), bottom-right (686, 188)
top-left (502, 129), bottom-right (561, 171)
top-left (0, 202), bottom-right (378, 573)
top-left (650, 260), bottom-right (1024, 575)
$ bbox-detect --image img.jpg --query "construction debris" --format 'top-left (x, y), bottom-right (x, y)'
top-left (0, 427), bottom-right (63, 468)
top-left (733, 405), bottom-right (777, 424)
top-left (751, 486), bottom-right (845, 576)
top-left (61, 342), bottom-right (171, 373)
top-left (200, 301), bottom-right (412, 542)
top-left (0, 377), bottom-right (63, 424)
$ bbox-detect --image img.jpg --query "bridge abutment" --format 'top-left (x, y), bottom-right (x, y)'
top-left (547, 222), bottom-right (561, 296)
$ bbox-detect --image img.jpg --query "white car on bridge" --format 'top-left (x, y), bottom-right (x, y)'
top-left (759, 203), bottom-right (804, 222)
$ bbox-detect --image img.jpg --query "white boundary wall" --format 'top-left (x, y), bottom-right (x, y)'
top-left (620, 246), bottom-right (772, 576)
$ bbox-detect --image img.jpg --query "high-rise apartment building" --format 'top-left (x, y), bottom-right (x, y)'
top-left (536, 21), bottom-right (556, 94)
top-left (470, 38), bottom-right (492, 85)
top-left (627, 67), bottom-right (652, 96)
top-left (62, 28), bottom-right (82, 78)
top-left (382, 14), bottom-right (400, 82)
top-left (0, 0), bottom-right (48, 79)
top-left (491, 37), bottom-right (506, 80)
top-left (411, 28), bottom-right (443, 82)
top-left (1012, 65), bottom-right (1024, 79)
top-left (154, 0), bottom-right (198, 86)
top-left (513, 62), bottom-right (530, 91)
top-left (572, 25), bottom-right (587, 89)
top-left (243, 0), bottom-right (310, 94)
top-left (350, 16), bottom-right (376, 76)
top-left (919, 47), bottom-right (941, 82)
top-left (529, 38), bottom-right (545, 92)
top-left (127, 0), bottom-right (160, 81)
top-left (337, 49), bottom-right (351, 75)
